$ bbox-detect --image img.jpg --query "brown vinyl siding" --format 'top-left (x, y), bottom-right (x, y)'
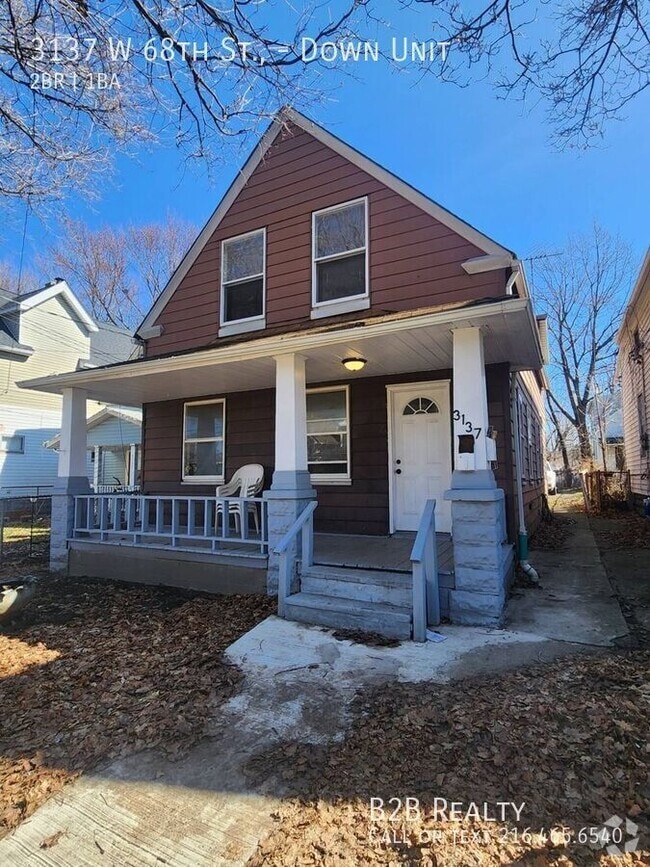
top-left (146, 125), bottom-right (506, 358)
top-left (141, 365), bottom-right (517, 539)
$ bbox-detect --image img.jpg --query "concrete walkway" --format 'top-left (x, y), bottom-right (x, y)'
top-left (506, 501), bottom-right (629, 645)
top-left (0, 502), bottom-right (629, 865)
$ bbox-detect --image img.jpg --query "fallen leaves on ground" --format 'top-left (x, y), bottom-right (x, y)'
top-left (529, 515), bottom-right (576, 551)
top-left (0, 575), bottom-right (275, 838)
top-left (590, 514), bottom-right (650, 550)
top-left (246, 650), bottom-right (649, 866)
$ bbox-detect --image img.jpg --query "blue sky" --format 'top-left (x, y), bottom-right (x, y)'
top-left (3, 10), bottom-right (649, 282)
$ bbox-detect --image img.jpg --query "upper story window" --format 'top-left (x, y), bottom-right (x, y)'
top-left (182, 399), bottom-right (225, 483)
top-left (311, 199), bottom-right (369, 319)
top-left (220, 229), bottom-right (265, 334)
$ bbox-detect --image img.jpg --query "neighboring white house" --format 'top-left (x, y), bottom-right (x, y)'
top-left (45, 406), bottom-right (142, 491)
top-left (0, 280), bottom-right (140, 496)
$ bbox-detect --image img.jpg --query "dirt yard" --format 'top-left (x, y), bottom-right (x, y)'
top-left (245, 649), bottom-right (649, 866)
top-left (0, 575), bottom-right (275, 838)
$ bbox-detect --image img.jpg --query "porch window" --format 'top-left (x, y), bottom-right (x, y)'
top-left (221, 229), bottom-right (265, 327)
top-left (312, 199), bottom-right (368, 310)
top-left (306, 386), bottom-right (350, 483)
top-left (182, 399), bottom-right (225, 482)
top-left (0, 434), bottom-right (24, 454)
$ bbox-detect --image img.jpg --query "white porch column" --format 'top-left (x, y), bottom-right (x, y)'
top-left (272, 353), bottom-right (310, 488)
top-left (51, 387), bottom-right (91, 573)
top-left (264, 353), bottom-right (316, 594)
top-left (451, 326), bottom-right (492, 481)
top-left (128, 444), bottom-right (138, 487)
top-left (444, 327), bottom-right (513, 627)
top-left (58, 387), bottom-right (89, 483)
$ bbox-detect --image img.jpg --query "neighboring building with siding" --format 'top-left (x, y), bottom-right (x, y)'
top-left (617, 249), bottom-right (650, 504)
top-left (22, 109), bottom-right (547, 637)
top-left (46, 406), bottom-right (142, 491)
top-left (1, 280), bottom-right (140, 496)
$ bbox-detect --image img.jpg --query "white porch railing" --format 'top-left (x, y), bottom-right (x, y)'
top-left (94, 484), bottom-right (141, 494)
top-left (73, 494), bottom-right (268, 554)
top-left (274, 500), bottom-right (317, 617)
top-left (410, 499), bottom-right (440, 641)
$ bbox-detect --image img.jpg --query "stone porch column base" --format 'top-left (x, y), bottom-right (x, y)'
top-left (50, 477), bottom-right (91, 574)
top-left (444, 484), bottom-right (514, 626)
top-left (263, 471), bottom-right (316, 595)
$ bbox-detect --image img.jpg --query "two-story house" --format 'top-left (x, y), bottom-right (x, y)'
top-left (21, 109), bottom-right (547, 639)
top-left (1, 280), bottom-right (141, 496)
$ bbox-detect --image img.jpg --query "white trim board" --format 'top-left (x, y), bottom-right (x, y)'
top-left (137, 108), bottom-right (515, 336)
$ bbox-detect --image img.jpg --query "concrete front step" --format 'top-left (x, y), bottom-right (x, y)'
top-left (284, 591), bottom-right (412, 640)
top-left (301, 565), bottom-right (412, 608)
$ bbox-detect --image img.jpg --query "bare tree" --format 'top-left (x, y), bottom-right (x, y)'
top-left (2, 1), bottom-right (648, 211)
top-left (0, 259), bottom-right (42, 296)
top-left (534, 225), bottom-right (633, 465)
top-left (125, 215), bottom-right (196, 313)
top-left (411, 0), bottom-right (650, 147)
top-left (45, 215), bottom-right (196, 329)
top-left (0, 0), bottom-right (362, 207)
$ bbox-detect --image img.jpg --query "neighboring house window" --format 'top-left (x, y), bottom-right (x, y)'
top-left (0, 435), bottom-right (24, 454)
top-left (182, 400), bottom-right (225, 482)
top-left (306, 386), bottom-right (350, 482)
top-left (312, 198), bottom-right (368, 309)
top-left (221, 229), bottom-right (265, 326)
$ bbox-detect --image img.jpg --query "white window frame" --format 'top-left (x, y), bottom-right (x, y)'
top-left (0, 434), bottom-right (25, 454)
top-left (306, 385), bottom-right (351, 485)
top-left (219, 227), bottom-right (266, 336)
top-left (182, 398), bottom-right (226, 484)
top-left (311, 197), bottom-right (369, 319)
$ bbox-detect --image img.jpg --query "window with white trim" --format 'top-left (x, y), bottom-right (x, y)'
top-left (306, 386), bottom-right (350, 482)
top-left (0, 434), bottom-right (24, 454)
top-left (221, 229), bottom-right (265, 325)
top-left (182, 400), bottom-right (225, 482)
top-left (312, 199), bottom-right (367, 306)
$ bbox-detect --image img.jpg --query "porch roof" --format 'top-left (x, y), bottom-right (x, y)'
top-left (19, 297), bottom-right (544, 405)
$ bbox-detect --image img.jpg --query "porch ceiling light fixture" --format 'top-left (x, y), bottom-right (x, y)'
top-left (342, 357), bottom-right (366, 372)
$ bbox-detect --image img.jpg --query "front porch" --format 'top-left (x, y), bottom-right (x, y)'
top-left (66, 490), bottom-right (455, 635)
top-left (22, 298), bottom-right (544, 639)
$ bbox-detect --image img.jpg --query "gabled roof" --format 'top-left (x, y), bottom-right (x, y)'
top-left (137, 108), bottom-right (516, 336)
top-left (5, 279), bottom-right (98, 334)
top-left (44, 405), bottom-right (142, 448)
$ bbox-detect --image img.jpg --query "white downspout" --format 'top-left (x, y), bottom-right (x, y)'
top-left (505, 270), bottom-right (518, 296)
top-left (512, 376), bottom-right (540, 583)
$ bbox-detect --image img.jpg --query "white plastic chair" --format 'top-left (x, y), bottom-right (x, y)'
top-left (216, 464), bottom-right (264, 534)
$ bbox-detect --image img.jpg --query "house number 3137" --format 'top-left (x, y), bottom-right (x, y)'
top-left (453, 409), bottom-right (482, 438)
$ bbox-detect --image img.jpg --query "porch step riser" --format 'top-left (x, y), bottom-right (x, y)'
top-left (285, 600), bottom-right (412, 640)
top-left (300, 575), bottom-right (411, 608)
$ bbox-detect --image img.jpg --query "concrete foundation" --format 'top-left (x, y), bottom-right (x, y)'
top-left (68, 541), bottom-right (267, 594)
top-left (445, 481), bottom-right (514, 626)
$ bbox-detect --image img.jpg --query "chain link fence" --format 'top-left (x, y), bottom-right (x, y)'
top-left (0, 488), bottom-right (52, 569)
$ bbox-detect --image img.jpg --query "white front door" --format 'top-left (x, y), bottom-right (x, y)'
top-left (389, 382), bottom-right (452, 533)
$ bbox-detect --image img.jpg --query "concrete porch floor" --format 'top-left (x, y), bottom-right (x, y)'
top-left (314, 531), bottom-right (454, 574)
